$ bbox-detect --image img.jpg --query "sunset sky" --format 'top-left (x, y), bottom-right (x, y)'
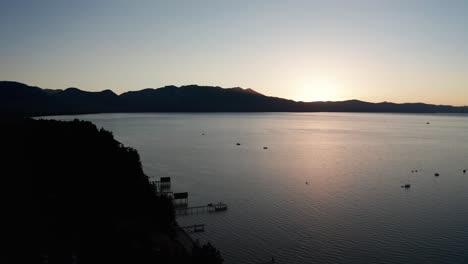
top-left (1, 0), bottom-right (467, 105)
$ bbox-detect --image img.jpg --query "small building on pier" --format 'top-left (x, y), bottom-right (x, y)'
top-left (173, 192), bottom-right (189, 205)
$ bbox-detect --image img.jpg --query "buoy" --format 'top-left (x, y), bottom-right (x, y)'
top-left (463, 170), bottom-right (466, 174)
top-left (306, 181), bottom-right (309, 185)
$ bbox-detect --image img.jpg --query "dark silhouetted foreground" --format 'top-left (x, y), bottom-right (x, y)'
top-left (2, 118), bottom-right (223, 264)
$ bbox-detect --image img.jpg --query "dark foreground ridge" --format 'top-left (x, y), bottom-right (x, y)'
top-left (2, 118), bottom-right (223, 264)
top-left (1, 81), bottom-right (467, 116)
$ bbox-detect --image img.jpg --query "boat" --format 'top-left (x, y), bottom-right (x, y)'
top-left (402, 184), bottom-right (411, 188)
top-left (434, 173), bottom-right (440, 176)
top-left (236, 143), bottom-right (241, 146)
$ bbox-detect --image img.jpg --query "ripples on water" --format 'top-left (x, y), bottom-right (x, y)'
top-left (48, 113), bottom-right (468, 264)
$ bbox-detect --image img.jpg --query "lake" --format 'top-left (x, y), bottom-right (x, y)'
top-left (46, 113), bottom-right (468, 264)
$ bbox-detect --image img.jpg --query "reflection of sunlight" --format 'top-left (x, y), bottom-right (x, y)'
top-left (300, 79), bottom-right (341, 102)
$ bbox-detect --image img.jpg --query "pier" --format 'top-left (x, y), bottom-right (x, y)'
top-left (176, 202), bottom-right (228, 216)
top-left (149, 176), bottom-right (228, 241)
top-left (157, 191), bottom-right (189, 205)
top-left (173, 192), bottom-right (189, 205)
top-left (180, 224), bottom-right (205, 233)
top-left (150, 177), bottom-right (171, 191)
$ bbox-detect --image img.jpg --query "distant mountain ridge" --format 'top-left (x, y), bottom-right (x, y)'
top-left (1, 81), bottom-right (467, 116)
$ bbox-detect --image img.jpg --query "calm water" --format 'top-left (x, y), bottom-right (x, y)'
top-left (47, 113), bottom-right (468, 264)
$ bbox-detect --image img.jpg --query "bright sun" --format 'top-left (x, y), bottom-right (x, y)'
top-left (300, 79), bottom-right (341, 102)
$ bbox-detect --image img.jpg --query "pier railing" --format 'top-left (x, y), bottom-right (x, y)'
top-left (176, 202), bottom-right (228, 216)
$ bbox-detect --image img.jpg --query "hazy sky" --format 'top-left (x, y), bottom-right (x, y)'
top-left (1, 0), bottom-right (467, 105)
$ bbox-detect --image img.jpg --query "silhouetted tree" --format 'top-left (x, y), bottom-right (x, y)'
top-left (1, 118), bottom-right (221, 264)
top-left (192, 240), bottom-right (224, 264)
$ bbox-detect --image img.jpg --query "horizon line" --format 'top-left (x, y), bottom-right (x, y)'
top-left (3, 80), bottom-right (467, 108)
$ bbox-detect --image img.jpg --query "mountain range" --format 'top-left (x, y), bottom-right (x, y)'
top-left (1, 81), bottom-right (467, 116)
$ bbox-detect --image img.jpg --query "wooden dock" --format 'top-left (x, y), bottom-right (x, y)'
top-left (156, 191), bottom-right (189, 205)
top-left (180, 224), bottom-right (205, 233)
top-left (176, 202), bottom-right (228, 216)
top-left (150, 177), bottom-right (171, 192)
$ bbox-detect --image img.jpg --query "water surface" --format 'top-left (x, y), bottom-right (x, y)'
top-left (47, 113), bottom-right (468, 264)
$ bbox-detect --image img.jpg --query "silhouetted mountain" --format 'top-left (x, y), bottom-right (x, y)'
top-left (52, 87), bottom-right (121, 114)
top-left (0, 81), bottom-right (122, 116)
top-left (0, 81), bottom-right (54, 116)
top-left (1, 81), bottom-right (466, 116)
top-left (119, 85), bottom-right (298, 112)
